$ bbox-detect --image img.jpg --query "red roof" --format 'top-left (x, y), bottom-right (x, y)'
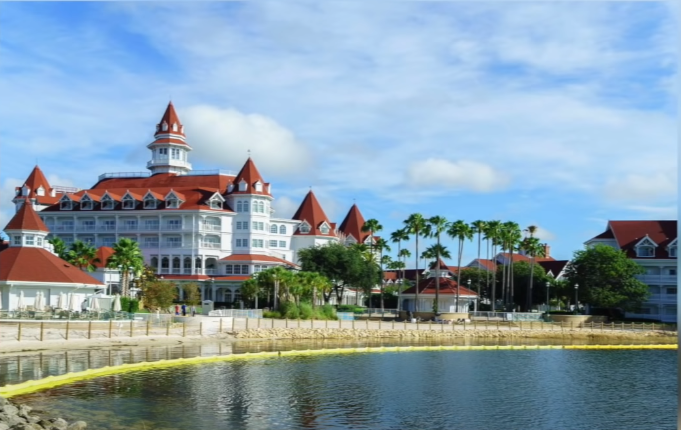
top-left (155, 102), bottom-right (186, 139)
top-left (470, 258), bottom-right (497, 271)
top-left (228, 158), bottom-right (271, 196)
top-left (0, 247), bottom-right (104, 285)
top-left (602, 220), bottom-right (677, 259)
top-left (90, 172), bottom-right (232, 191)
top-left (338, 204), bottom-right (369, 243)
top-left (14, 166), bottom-right (62, 205)
top-left (5, 201), bottom-right (49, 232)
top-left (93, 247), bottom-right (115, 268)
top-left (428, 258), bottom-right (451, 271)
top-left (402, 277), bottom-right (478, 296)
top-left (220, 253), bottom-right (299, 267)
top-left (292, 191), bottom-right (336, 236)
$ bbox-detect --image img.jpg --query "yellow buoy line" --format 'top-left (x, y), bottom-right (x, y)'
top-left (0, 343), bottom-right (675, 398)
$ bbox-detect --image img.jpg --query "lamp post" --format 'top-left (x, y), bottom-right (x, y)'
top-left (468, 279), bottom-right (474, 312)
top-left (546, 281), bottom-right (550, 312)
top-left (574, 283), bottom-right (579, 313)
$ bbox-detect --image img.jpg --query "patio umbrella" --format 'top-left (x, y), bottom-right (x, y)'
top-left (34, 292), bottom-right (43, 311)
top-left (16, 290), bottom-right (24, 311)
top-left (57, 292), bottom-right (65, 309)
top-left (90, 296), bottom-right (100, 312)
top-left (68, 293), bottom-right (76, 312)
top-left (113, 294), bottom-right (122, 312)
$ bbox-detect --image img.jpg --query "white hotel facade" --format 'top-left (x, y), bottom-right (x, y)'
top-left (11, 103), bottom-right (373, 304)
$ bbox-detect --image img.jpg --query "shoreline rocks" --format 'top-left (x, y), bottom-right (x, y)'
top-left (0, 396), bottom-right (86, 430)
top-left (233, 327), bottom-right (678, 341)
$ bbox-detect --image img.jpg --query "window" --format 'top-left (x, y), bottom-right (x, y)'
top-left (242, 265), bottom-right (249, 274)
top-left (82, 220), bottom-right (95, 231)
top-left (159, 147), bottom-right (168, 156)
top-left (666, 288), bottom-right (677, 295)
top-left (251, 239), bottom-right (264, 248)
top-left (258, 201), bottom-right (264, 213)
top-left (162, 122), bottom-right (168, 132)
top-left (36, 186), bottom-right (44, 196)
top-left (167, 219), bottom-right (181, 230)
top-left (37, 237), bottom-right (43, 246)
top-left (269, 240), bottom-right (278, 248)
top-left (236, 239), bottom-right (243, 247)
top-left (144, 237), bottom-right (159, 248)
top-left (210, 200), bottom-right (222, 210)
top-left (669, 247), bottom-right (677, 258)
top-left (123, 197), bottom-right (135, 209)
top-left (172, 123), bottom-right (178, 132)
top-left (239, 181), bottom-right (248, 192)
top-left (243, 201), bottom-right (248, 212)
top-left (171, 148), bottom-right (181, 160)
top-left (252, 201), bottom-right (258, 212)
top-left (255, 182), bottom-right (263, 192)
top-left (60, 200), bottom-right (72, 210)
top-left (101, 237), bottom-right (116, 247)
top-left (166, 198), bottom-right (179, 209)
top-left (299, 223), bottom-right (310, 233)
top-left (124, 219), bottom-right (137, 230)
top-left (279, 225), bottom-right (287, 235)
top-left (237, 201), bottom-right (243, 212)
top-left (636, 246), bottom-right (655, 257)
top-left (252, 221), bottom-right (258, 230)
top-left (166, 237), bottom-right (181, 247)
top-left (254, 265), bottom-right (262, 273)
top-left (320, 224), bottom-right (330, 234)
top-left (101, 197), bottom-right (114, 210)
top-left (258, 222), bottom-right (264, 230)
top-left (144, 219), bottom-right (159, 230)
top-left (234, 265), bottom-right (241, 275)
top-left (279, 240), bottom-right (286, 248)
top-left (81, 198), bottom-right (93, 210)
top-left (225, 265), bottom-right (233, 275)
top-left (270, 224), bottom-right (278, 234)
top-left (670, 269), bottom-right (677, 276)
top-left (102, 220), bottom-right (116, 231)
top-left (13, 236), bottom-right (21, 245)
top-left (144, 198), bottom-right (157, 209)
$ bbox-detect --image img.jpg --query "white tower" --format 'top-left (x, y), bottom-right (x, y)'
top-left (147, 102), bottom-right (193, 175)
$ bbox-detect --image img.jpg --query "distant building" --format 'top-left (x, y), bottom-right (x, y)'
top-left (585, 220), bottom-right (677, 323)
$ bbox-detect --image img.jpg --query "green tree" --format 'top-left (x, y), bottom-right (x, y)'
top-left (457, 267), bottom-right (491, 304)
top-left (470, 220), bottom-right (487, 311)
top-left (564, 244), bottom-right (649, 311)
top-left (499, 222), bottom-right (522, 309)
top-left (240, 278), bottom-right (262, 308)
top-left (48, 237), bottom-right (69, 260)
top-left (361, 218), bottom-right (383, 261)
top-left (520, 234), bottom-right (546, 311)
top-left (390, 229), bottom-right (410, 303)
top-left (498, 261), bottom-right (551, 310)
top-left (484, 220), bottom-right (502, 310)
top-left (182, 282), bottom-right (202, 306)
top-left (448, 220), bottom-right (473, 312)
top-left (374, 238), bottom-right (391, 311)
top-left (142, 280), bottom-right (177, 312)
top-left (107, 238), bottom-right (145, 297)
top-left (404, 213), bottom-right (428, 312)
top-left (66, 240), bottom-right (100, 272)
top-left (426, 216), bottom-right (450, 314)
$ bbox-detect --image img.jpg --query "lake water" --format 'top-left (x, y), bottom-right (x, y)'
top-left (10, 341), bottom-right (678, 430)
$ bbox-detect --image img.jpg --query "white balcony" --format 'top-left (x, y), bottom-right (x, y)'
top-left (200, 242), bottom-right (221, 249)
top-left (76, 226), bottom-right (97, 232)
top-left (55, 225), bottom-right (74, 231)
top-left (164, 225), bottom-right (183, 231)
top-left (98, 225), bottom-right (117, 231)
top-left (200, 224), bottom-right (221, 232)
top-left (146, 159), bottom-right (192, 170)
top-left (141, 224), bottom-right (160, 231)
top-left (120, 225), bottom-right (139, 231)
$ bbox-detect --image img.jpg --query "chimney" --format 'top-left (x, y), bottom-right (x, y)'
top-left (543, 243), bottom-right (551, 258)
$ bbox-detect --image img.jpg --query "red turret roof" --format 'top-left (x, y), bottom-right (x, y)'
top-left (292, 191), bottom-right (336, 236)
top-left (0, 247), bottom-right (104, 285)
top-left (338, 204), bottom-right (370, 243)
top-left (155, 102), bottom-right (185, 137)
top-left (228, 158), bottom-right (271, 196)
top-left (14, 166), bottom-right (61, 205)
top-left (4, 200), bottom-right (49, 232)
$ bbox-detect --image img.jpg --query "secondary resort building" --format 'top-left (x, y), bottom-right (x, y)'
top-left (9, 102), bottom-right (379, 306)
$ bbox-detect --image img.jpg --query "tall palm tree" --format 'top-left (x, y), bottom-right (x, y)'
top-left (374, 238), bottom-right (392, 311)
top-left (404, 214), bottom-right (427, 312)
top-left (501, 222), bottom-right (522, 310)
top-left (397, 248), bottom-right (411, 311)
top-left (447, 220), bottom-right (473, 312)
top-left (520, 235), bottom-right (546, 311)
top-left (107, 238), bottom-right (145, 297)
top-left (470, 220), bottom-right (486, 311)
top-left (67, 240), bottom-right (100, 272)
top-left (362, 218), bottom-right (383, 261)
top-left (484, 220), bottom-right (502, 310)
top-left (426, 216), bottom-right (450, 314)
top-left (390, 228), bottom-right (410, 305)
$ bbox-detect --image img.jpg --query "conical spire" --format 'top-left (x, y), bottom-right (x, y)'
top-left (4, 199), bottom-right (49, 233)
top-left (155, 101), bottom-right (185, 138)
top-left (228, 157), bottom-right (270, 195)
top-left (338, 204), bottom-right (369, 244)
top-left (292, 191), bottom-right (334, 236)
top-left (15, 165), bottom-right (52, 199)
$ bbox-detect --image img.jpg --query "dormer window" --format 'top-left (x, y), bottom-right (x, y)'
top-left (36, 186), bottom-right (45, 196)
top-left (210, 200), bottom-right (222, 210)
top-left (162, 121), bottom-right (168, 131)
top-left (122, 196), bottom-right (135, 209)
top-left (669, 247), bottom-right (677, 258)
top-left (255, 181), bottom-right (263, 192)
top-left (299, 223), bottom-right (310, 234)
top-left (636, 246), bottom-right (655, 257)
top-left (320, 223), bottom-right (330, 235)
top-left (144, 197), bottom-right (157, 209)
top-left (101, 196), bottom-right (114, 210)
top-left (167, 198), bottom-right (180, 209)
top-left (81, 197), bottom-right (93, 210)
top-left (172, 123), bottom-right (178, 132)
top-left (239, 180), bottom-right (248, 192)
top-left (228, 184), bottom-right (235, 193)
top-left (60, 199), bottom-right (73, 210)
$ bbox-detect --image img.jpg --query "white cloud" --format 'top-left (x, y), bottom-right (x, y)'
top-left (271, 196), bottom-right (300, 219)
top-left (603, 171), bottom-right (677, 203)
top-left (0, 178), bottom-right (22, 235)
top-left (406, 159), bottom-right (510, 193)
top-left (625, 205), bottom-right (678, 219)
top-left (181, 105), bottom-right (313, 178)
top-left (532, 226), bottom-right (556, 241)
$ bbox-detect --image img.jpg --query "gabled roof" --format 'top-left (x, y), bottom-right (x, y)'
top-left (91, 173), bottom-right (233, 191)
top-left (154, 102), bottom-right (186, 139)
top-left (338, 204), bottom-right (370, 244)
top-left (468, 258), bottom-right (497, 271)
top-left (428, 258), bottom-right (451, 272)
top-left (537, 260), bottom-right (570, 278)
top-left (220, 253), bottom-right (299, 268)
top-left (591, 221), bottom-right (677, 259)
top-left (4, 201), bottom-right (49, 232)
top-left (291, 191), bottom-right (336, 237)
top-left (14, 166), bottom-right (62, 206)
top-left (402, 277), bottom-right (478, 296)
top-left (227, 158), bottom-right (271, 196)
top-left (93, 246), bottom-right (115, 269)
top-left (0, 247), bottom-right (104, 285)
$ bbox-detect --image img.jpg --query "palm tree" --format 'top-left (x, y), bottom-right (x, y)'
top-left (426, 216), bottom-right (450, 314)
top-left (501, 222), bottom-right (522, 310)
top-left (484, 220), bottom-right (502, 310)
top-left (47, 237), bottom-right (68, 260)
top-left (470, 220), bottom-right (486, 311)
top-left (374, 238), bottom-right (392, 311)
top-left (397, 248), bottom-right (411, 311)
top-left (107, 238), bottom-right (145, 297)
top-left (520, 235), bottom-right (546, 311)
top-left (447, 220), bottom-right (473, 312)
top-left (67, 240), bottom-right (100, 272)
top-left (390, 228), bottom-right (410, 307)
top-left (404, 214), bottom-right (427, 312)
top-left (361, 218), bottom-right (383, 261)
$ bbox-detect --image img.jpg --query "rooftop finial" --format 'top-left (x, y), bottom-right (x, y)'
top-left (248, 149), bottom-right (251, 158)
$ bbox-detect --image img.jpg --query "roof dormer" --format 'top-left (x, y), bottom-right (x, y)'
top-left (165, 190), bottom-right (185, 209)
top-left (634, 235), bottom-right (658, 258)
top-left (319, 221), bottom-right (331, 235)
top-left (254, 180), bottom-right (263, 192)
top-left (206, 192), bottom-right (225, 210)
top-left (667, 238), bottom-right (677, 258)
top-left (299, 222), bottom-right (311, 234)
top-left (101, 192), bottom-right (115, 210)
top-left (143, 191), bottom-right (160, 210)
top-left (239, 179), bottom-right (248, 192)
top-left (36, 186), bottom-right (45, 196)
top-left (59, 194), bottom-right (75, 210)
top-left (80, 194), bottom-right (94, 210)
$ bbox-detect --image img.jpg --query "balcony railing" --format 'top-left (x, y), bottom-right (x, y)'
top-left (165, 225), bottom-right (182, 231)
top-left (141, 224), bottom-right (160, 231)
top-left (200, 243), bottom-right (221, 249)
top-left (76, 225), bottom-right (97, 232)
top-left (120, 225), bottom-right (139, 231)
top-left (200, 224), bottom-right (221, 232)
top-left (55, 225), bottom-right (74, 231)
top-left (98, 225), bottom-right (117, 231)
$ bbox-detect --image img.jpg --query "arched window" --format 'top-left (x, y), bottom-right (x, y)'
top-left (279, 225), bottom-right (287, 235)
top-left (162, 121), bottom-right (168, 131)
top-left (172, 123), bottom-right (178, 132)
top-left (236, 201), bottom-right (242, 212)
top-left (161, 257), bottom-right (170, 269)
top-left (243, 201), bottom-right (249, 212)
top-left (252, 201), bottom-right (258, 212)
top-left (270, 224), bottom-right (278, 234)
top-left (195, 258), bottom-right (202, 269)
top-left (258, 201), bottom-right (264, 213)
top-left (150, 257), bottom-right (159, 268)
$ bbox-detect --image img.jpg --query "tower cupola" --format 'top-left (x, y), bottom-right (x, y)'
top-left (146, 102), bottom-right (193, 175)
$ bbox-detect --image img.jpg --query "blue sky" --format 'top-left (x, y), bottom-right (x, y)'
top-left (0, 1), bottom-right (677, 266)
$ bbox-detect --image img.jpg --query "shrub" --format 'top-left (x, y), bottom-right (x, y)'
top-left (319, 304), bottom-right (337, 320)
top-left (337, 304), bottom-right (364, 314)
top-left (280, 301), bottom-right (300, 319)
top-left (299, 302), bottom-right (314, 320)
top-left (120, 297), bottom-right (140, 314)
top-left (263, 310), bottom-right (282, 319)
